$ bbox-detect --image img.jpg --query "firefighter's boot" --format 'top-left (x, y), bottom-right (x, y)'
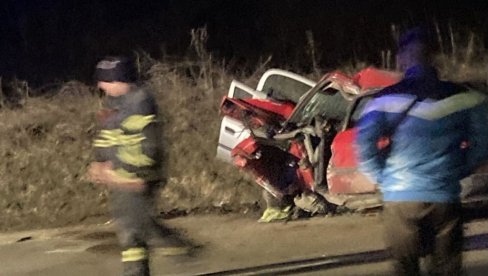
top-left (122, 247), bottom-right (150, 276)
top-left (258, 206), bottom-right (292, 223)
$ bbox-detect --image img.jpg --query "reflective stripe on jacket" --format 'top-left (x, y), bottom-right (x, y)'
top-left (93, 86), bottom-right (162, 182)
top-left (356, 65), bottom-right (488, 202)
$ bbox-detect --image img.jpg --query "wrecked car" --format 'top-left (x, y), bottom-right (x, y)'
top-left (216, 68), bottom-right (488, 220)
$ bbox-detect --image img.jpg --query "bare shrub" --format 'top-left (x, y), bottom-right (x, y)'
top-left (434, 29), bottom-right (488, 83)
top-left (0, 78), bottom-right (30, 108)
top-left (305, 30), bottom-right (322, 78)
top-left (58, 81), bottom-right (95, 97)
top-left (0, 95), bottom-right (106, 230)
top-left (147, 55), bottom-right (261, 214)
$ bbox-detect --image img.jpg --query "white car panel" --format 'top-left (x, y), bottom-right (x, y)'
top-left (216, 116), bottom-right (251, 162)
top-left (217, 69), bottom-right (316, 163)
top-left (216, 81), bottom-right (265, 161)
top-left (228, 80), bottom-right (266, 99)
top-left (257, 69), bottom-right (316, 92)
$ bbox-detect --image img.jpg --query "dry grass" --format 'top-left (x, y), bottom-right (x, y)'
top-left (0, 53), bottom-right (264, 231)
top-left (147, 59), bottom-right (262, 214)
top-left (0, 93), bottom-right (105, 230)
top-left (435, 47), bottom-right (488, 83)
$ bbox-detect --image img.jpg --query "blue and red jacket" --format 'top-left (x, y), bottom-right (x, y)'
top-left (356, 65), bottom-right (488, 202)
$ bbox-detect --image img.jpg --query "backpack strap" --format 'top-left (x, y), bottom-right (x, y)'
top-left (387, 96), bottom-right (419, 137)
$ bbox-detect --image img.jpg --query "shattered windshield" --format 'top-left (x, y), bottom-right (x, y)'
top-left (261, 75), bottom-right (313, 103)
top-left (289, 88), bottom-right (350, 126)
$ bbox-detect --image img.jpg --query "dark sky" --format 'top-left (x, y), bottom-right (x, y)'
top-left (1, 0), bottom-right (488, 85)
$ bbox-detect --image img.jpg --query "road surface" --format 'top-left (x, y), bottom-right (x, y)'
top-left (2, 213), bottom-right (488, 275)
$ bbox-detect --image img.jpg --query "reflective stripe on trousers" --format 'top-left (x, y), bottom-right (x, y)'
top-left (122, 247), bottom-right (148, 262)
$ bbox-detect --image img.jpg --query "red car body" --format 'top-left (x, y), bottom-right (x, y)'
top-left (220, 68), bottom-right (402, 205)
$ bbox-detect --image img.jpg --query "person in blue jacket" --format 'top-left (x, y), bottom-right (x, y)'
top-left (356, 28), bottom-right (488, 275)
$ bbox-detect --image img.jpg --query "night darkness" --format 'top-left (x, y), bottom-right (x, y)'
top-left (1, 0), bottom-right (488, 86)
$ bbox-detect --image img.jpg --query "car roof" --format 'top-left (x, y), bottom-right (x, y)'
top-left (352, 67), bottom-right (402, 92)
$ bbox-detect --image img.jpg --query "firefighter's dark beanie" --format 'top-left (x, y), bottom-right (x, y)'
top-left (94, 56), bottom-right (137, 83)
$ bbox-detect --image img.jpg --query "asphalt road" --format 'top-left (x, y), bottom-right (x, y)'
top-left (2, 213), bottom-right (488, 276)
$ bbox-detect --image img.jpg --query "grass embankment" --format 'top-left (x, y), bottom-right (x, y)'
top-left (0, 61), bottom-right (262, 231)
top-left (0, 29), bottom-right (486, 231)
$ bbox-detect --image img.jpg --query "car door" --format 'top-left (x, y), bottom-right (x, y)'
top-left (216, 70), bottom-right (315, 162)
top-left (216, 80), bottom-right (266, 162)
top-left (257, 69), bottom-right (316, 104)
top-left (326, 95), bottom-right (377, 194)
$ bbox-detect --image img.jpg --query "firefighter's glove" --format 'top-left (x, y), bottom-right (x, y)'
top-left (87, 161), bottom-right (145, 192)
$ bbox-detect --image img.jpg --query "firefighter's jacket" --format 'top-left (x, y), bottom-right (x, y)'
top-left (356, 65), bottom-right (488, 203)
top-left (93, 86), bottom-right (162, 183)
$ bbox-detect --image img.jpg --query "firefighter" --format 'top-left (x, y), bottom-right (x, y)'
top-left (87, 56), bottom-right (190, 276)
